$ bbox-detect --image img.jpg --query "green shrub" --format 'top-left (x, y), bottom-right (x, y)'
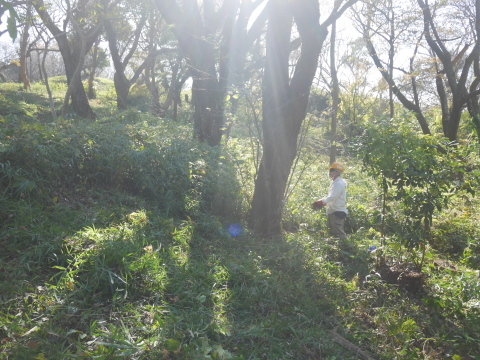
top-left (0, 110), bottom-right (243, 221)
top-left (351, 112), bottom-right (480, 270)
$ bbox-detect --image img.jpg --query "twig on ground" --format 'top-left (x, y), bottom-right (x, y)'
top-left (329, 328), bottom-right (376, 360)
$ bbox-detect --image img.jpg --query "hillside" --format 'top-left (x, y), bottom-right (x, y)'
top-left (1, 81), bottom-right (480, 360)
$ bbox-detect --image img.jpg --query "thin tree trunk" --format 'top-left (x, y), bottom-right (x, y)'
top-left (19, 0), bottom-right (32, 90)
top-left (363, 31), bottom-right (431, 134)
top-left (159, 57), bottom-right (180, 117)
top-left (329, 20), bottom-right (339, 165)
top-left (37, 50), bottom-right (43, 83)
top-left (40, 39), bottom-right (57, 121)
top-left (87, 38), bottom-right (100, 99)
top-left (388, 0), bottom-right (394, 119)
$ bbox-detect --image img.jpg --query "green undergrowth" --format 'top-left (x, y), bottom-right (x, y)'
top-left (1, 82), bottom-right (480, 359)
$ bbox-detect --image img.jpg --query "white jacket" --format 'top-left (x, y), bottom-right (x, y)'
top-left (321, 176), bottom-right (348, 215)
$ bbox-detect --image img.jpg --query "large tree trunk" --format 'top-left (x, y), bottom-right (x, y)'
top-left (62, 47), bottom-right (97, 119)
top-left (250, 1), bottom-right (294, 236)
top-left (191, 73), bottom-right (224, 146)
top-left (251, 0), bottom-right (355, 237)
top-left (251, 0), bottom-right (330, 236)
top-left (155, 0), bottom-right (251, 146)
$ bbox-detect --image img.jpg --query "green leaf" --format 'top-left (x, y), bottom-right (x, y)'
top-left (7, 13), bottom-right (17, 41)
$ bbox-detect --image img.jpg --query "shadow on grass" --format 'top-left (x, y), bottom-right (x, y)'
top-left (6, 201), bottom-right (479, 359)
top-left (0, 192), bottom-right (158, 357)
top-left (0, 196), bottom-right (380, 359)
top-left (173, 224), bottom-right (366, 359)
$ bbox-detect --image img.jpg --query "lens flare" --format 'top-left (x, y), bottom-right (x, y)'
top-left (228, 223), bottom-right (243, 237)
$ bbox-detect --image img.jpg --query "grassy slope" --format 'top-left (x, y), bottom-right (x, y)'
top-left (1, 81), bottom-right (479, 360)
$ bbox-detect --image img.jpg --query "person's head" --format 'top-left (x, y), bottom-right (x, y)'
top-left (328, 162), bottom-right (344, 179)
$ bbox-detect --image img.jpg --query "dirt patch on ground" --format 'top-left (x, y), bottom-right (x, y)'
top-left (377, 262), bottom-right (424, 292)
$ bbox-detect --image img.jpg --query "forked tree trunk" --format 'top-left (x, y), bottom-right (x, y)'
top-left (105, 20), bottom-right (132, 110)
top-left (59, 36), bottom-right (98, 119)
top-left (105, 14), bottom-right (152, 111)
top-left (251, 1), bottom-right (293, 236)
top-left (251, 0), bottom-right (329, 236)
top-left (154, 0), bottom-right (250, 146)
top-left (33, 0), bottom-right (98, 119)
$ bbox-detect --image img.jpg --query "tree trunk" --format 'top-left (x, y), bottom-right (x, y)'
top-left (191, 75), bottom-right (224, 146)
top-left (173, 72), bottom-right (189, 122)
top-left (87, 38), bottom-right (100, 99)
top-left (329, 20), bottom-right (339, 165)
top-left (61, 28), bottom-right (89, 118)
top-left (182, 30), bottom-right (225, 145)
top-left (363, 31), bottom-right (431, 135)
top-left (19, 0), bottom-right (32, 90)
top-left (251, 0), bottom-right (330, 236)
top-left (417, 0), bottom-right (480, 142)
top-left (387, 0), bottom-right (394, 119)
top-left (33, 0), bottom-right (98, 119)
top-left (40, 39), bottom-right (57, 121)
top-left (105, 20), bottom-right (131, 110)
top-left (251, 1), bottom-right (294, 236)
top-left (447, 94), bottom-right (467, 142)
top-left (158, 58), bottom-right (180, 118)
top-left (146, 59), bottom-right (162, 115)
top-left (467, 54), bottom-right (480, 143)
top-left (62, 53), bottom-right (96, 118)
top-left (154, 0), bottom-right (244, 146)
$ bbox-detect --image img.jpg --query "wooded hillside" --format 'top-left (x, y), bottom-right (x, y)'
top-left (1, 0), bottom-right (480, 358)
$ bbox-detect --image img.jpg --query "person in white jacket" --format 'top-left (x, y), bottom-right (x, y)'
top-left (312, 162), bottom-right (348, 239)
